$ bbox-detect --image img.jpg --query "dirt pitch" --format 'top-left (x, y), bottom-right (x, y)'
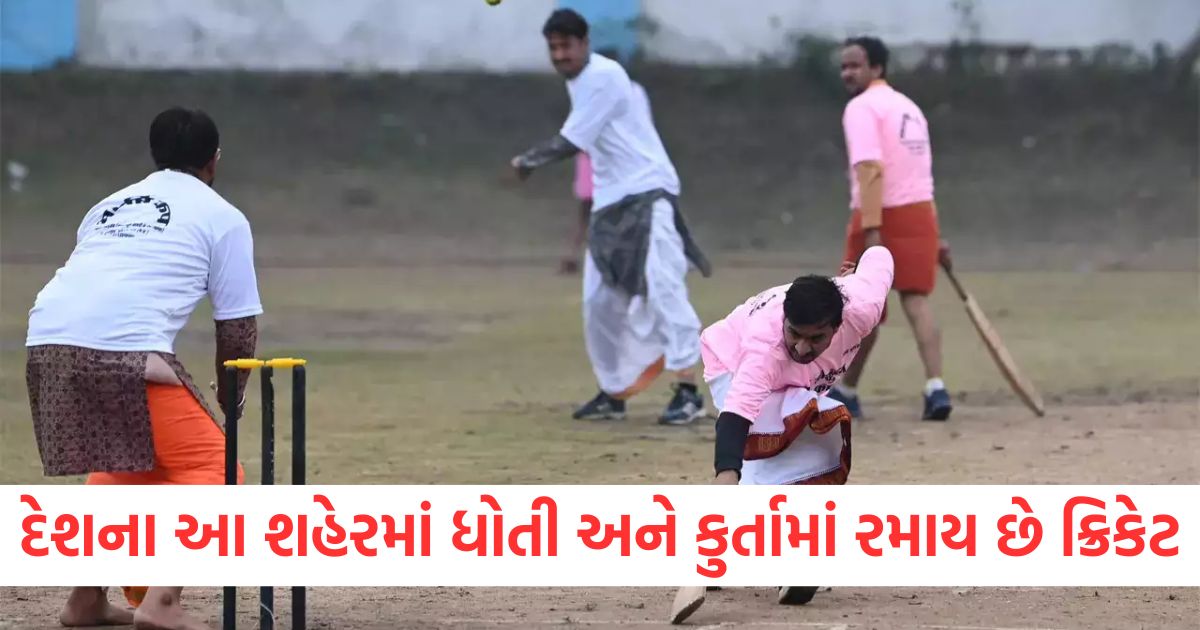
top-left (1, 67), bottom-right (1197, 628)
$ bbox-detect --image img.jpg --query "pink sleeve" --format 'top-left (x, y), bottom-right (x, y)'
top-left (573, 153), bottom-right (593, 200)
top-left (843, 100), bottom-right (883, 165)
top-left (839, 246), bottom-right (894, 335)
top-left (721, 344), bottom-right (781, 422)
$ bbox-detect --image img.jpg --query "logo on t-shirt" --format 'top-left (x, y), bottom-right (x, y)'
top-left (93, 195), bottom-right (172, 238)
top-left (899, 113), bottom-right (929, 155)
top-left (748, 291), bottom-right (777, 317)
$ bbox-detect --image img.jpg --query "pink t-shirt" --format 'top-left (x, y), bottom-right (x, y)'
top-left (573, 152), bottom-right (593, 201)
top-left (700, 246), bottom-right (894, 421)
top-left (843, 81), bottom-right (934, 210)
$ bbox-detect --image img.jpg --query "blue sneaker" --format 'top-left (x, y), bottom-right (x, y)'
top-left (826, 387), bottom-right (863, 419)
top-left (659, 383), bottom-right (705, 426)
top-left (923, 388), bottom-right (953, 421)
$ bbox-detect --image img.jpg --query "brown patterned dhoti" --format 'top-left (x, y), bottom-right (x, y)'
top-left (25, 345), bottom-right (218, 476)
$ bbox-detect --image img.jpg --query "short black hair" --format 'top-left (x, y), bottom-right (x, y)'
top-left (542, 8), bottom-right (588, 39)
top-left (149, 107), bottom-right (219, 171)
top-left (783, 275), bottom-right (846, 329)
top-left (844, 36), bottom-right (889, 78)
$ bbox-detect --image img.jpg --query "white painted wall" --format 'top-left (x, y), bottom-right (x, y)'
top-left (643, 0), bottom-right (1200, 65)
top-left (77, 0), bottom-right (557, 72)
top-left (75, 0), bottom-right (1200, 71)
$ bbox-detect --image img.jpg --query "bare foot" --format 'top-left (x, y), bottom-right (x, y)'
top-left (59, 587), bottom-right (135, 626)
top-left (132, 588), bottom-right (210, 630)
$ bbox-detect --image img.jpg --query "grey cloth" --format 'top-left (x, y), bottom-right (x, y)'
top-left (587, 189), bottom-right (712, 297)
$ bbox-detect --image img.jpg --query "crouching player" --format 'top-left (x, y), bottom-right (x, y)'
top-left (676, 246), bottom-right (893, 622)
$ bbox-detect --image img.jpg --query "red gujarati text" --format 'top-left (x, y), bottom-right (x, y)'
top-left (21, 494), bottom-right (156, 557)
top-left (176, 514), bottom-right (244, 557)
top-left (997, 496), bottom-right (1043, 557)
top-left (858, 510), bottom-right (977, 558)
top-left (1063, 494), bottom-right (1179, 558)
top-left (577, 494), bottom-right (675, 558)
top-left (453, 495), bottom-right (558, 557)
top-left (696, 496), bottom-right (837, 579)
top-left (266, 494), bottom-right (432, 557)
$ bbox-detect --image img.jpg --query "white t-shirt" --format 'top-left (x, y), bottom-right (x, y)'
top-left (560, 54), bottom-right (680, 210)
top-left (26, 170), bottom-right (263, 354)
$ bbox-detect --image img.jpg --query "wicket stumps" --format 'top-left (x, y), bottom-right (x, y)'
top-left (222, 358), bottom-right (308, 630)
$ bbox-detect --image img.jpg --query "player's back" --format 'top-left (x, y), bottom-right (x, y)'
top-left (27, 170), bottom-right (253, 353)
top-left (700, 283), bottom-right (789, 379)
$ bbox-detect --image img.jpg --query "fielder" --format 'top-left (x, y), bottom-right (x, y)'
top-left (25, 107), bottom-right (259, 630)
top-left (511, 9), bottom-right (712, 425)
top-left (674, 246), bottom-right (893, 622)
top-left (828, 36), bottom-right (954, 421)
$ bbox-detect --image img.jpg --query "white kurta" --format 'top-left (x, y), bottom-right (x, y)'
top-left (560, 54), bottom-right (700, 395)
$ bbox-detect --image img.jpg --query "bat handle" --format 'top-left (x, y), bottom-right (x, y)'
top-left (940, 260), bottom-right (968, 301)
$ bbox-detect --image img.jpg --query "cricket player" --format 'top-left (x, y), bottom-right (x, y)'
top-left (25, 107), bottom-right (260, 630)
top-left (698, 246), bottom-right (893, 612)
top-left (560, 72), bottom-right (655, 276)
top-left (511, 9), bottom-right (712, 425)
top-left (828, 36), bottom-right (954, 421)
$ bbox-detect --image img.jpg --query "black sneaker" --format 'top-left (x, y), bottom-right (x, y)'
top-left (572, 391), bottom-right (626, 421)
top-left (922, 388), bottom-right (953, 421)
top-left (658, 383), bottom-right (705, 426)
top-left (777, 586), bottom-right (819, 605)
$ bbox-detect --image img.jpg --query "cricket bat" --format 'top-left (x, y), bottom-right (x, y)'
top-left (669, 585), bottom-right (706, 625)
top-left (941, 261), bottom-right (1045, 417)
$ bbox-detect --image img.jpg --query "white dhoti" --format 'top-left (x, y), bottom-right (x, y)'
top-left (708, 374), bottom-right (852, 486)
top-left (583, 198), bottom-right (702, 396)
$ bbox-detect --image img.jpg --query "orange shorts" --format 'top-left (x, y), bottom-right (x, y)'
top-left (87, 383), bottom-right (244, 486)
top-left (843, 200), bottom-right (940, 322)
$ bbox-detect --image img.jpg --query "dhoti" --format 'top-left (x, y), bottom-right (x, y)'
top-left (583, 198), bottom-right (703, 397)
top-left (708, 373), bottom-right (852, 486)
top-left (26, 344), bottom-right (243, 484)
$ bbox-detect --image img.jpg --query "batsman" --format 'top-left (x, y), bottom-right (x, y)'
top-left (24, 107), bottom-right (259, 630)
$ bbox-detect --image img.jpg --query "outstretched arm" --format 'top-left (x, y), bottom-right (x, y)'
top-left (511, 135), bottom-right (580, 180)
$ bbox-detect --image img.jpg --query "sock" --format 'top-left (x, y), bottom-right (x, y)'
top-left (924, 377), bottom-right (945, 396)
top-left (834, 383), bottom-right (857, 398)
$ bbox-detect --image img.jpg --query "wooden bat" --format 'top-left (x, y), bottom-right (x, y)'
top-left (941, 261), bottom-right (1045, 417)
top-left (668, 585), bottom-right (706, 625)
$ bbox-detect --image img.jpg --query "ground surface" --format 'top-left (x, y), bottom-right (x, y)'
top-left (1, 67), bottom-right (1197, 628)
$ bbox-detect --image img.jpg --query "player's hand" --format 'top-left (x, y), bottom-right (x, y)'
top-left (938, 240), bottom-right (952, 271)
top-left (863, 227), bottom-right (883, 250)
top-left (210, 381), bottom-right (247, 419)
top-left (510, 157), bottom-right (532, 182)
top-left (713, 470), bottom-right (740, 485)
top-left (838, 261), bottom-right (857, 277)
